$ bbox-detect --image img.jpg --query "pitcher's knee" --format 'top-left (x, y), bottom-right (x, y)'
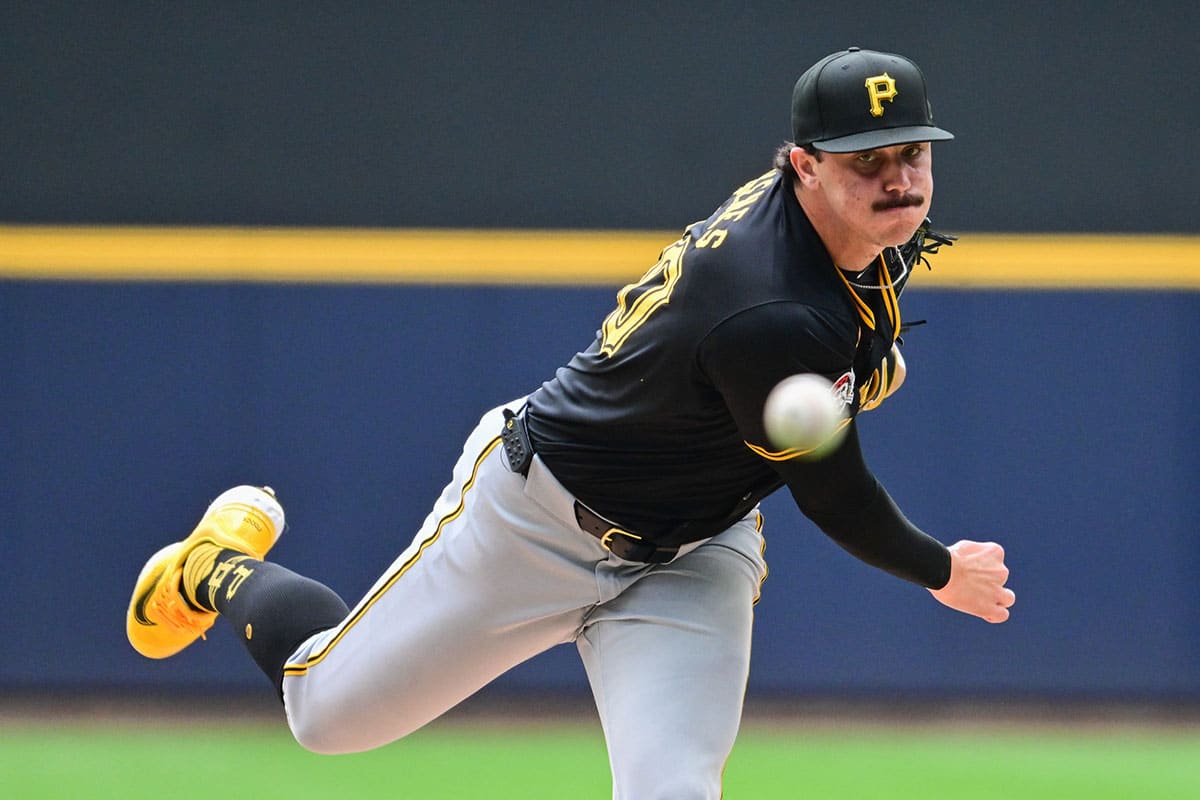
top-left (288, 706), bottom-right (359, 754)
top-left (286, 695), bottom-right (417, 755)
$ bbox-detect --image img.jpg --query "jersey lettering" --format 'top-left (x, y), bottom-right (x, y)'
top-left (599, 237), bottom-right (687, 357)
top-left (695, 172), bottom-right (775, 249)
top-left (599, 172), bottom-right (777, 357)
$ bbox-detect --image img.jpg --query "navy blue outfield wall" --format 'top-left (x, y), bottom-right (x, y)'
top-left (2, 279), bottom-right (1198, 698)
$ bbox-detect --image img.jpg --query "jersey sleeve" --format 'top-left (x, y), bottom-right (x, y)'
top-left (698, 303), bottom-right (951, 589)
top-left (697, 301), bottom-right (854, 455)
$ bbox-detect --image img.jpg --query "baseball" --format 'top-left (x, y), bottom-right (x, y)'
top-left (762, 373), bottom-right (849, 457)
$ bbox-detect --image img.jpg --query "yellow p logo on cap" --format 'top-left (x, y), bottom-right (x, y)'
top-left (865, 73), bottom-right (897, 117)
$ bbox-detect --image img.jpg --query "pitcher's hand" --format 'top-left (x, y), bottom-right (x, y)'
top-left (928, 540), bottom-right (1015, 623)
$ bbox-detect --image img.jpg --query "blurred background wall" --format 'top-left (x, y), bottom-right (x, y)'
top-left (2, 2), bottom-right (1197, 702)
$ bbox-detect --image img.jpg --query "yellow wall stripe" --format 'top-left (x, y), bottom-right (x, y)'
top-left (0, 225), bottom-right (671, 286)
top-left (921, 233), bottom-right (1200, 290)
top-left (1, 225), bottom-right (1197, 289)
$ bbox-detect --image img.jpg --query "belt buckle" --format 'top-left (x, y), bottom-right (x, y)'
top-left (600, 527), bottom-right (642, 551)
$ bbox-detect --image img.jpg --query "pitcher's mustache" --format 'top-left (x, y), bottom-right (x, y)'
top-left (873, 194), bottom-right (925, 211)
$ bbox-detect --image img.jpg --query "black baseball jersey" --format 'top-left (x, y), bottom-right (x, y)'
top-left (527, 169), bottom-right (949, 588)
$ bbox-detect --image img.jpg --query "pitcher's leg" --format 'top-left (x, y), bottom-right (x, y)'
top-left (577, 519), bottom-right (767, 800)
top-left (578, 577), bottom-right (750, 799)
top-left (282, 412), bottom-right (605, 754)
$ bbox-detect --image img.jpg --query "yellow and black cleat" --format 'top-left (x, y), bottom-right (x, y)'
top-left (126, 486), bottom-right (285, 659)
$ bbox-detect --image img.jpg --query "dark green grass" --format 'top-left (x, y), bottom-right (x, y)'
top-left (3, 721), bottom-right (1199, 799)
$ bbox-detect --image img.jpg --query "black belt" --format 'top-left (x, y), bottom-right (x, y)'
top-left (501, 408), bottom-right (679, 564)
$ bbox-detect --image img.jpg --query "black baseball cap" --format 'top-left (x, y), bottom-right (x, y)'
top-left (791, 47), bottom-right (953, 153)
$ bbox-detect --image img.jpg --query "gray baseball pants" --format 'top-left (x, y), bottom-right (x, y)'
top-left (281, 400), bottom-right (769, 799)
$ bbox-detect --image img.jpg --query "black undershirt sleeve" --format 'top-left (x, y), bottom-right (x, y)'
top-left (700, 302), bottom-right (951, 589)
top-left (773, 425), bottom-right (951, 589)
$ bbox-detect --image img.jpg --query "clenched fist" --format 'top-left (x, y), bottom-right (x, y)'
top-left (928, 540), bottom-right (1015, 623)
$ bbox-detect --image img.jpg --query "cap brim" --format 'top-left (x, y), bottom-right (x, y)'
top-left (812, 125), bottom-right (954, 153)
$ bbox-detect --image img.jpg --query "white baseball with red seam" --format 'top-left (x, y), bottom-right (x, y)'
top-left (762, 373), bottom-right (849, 456)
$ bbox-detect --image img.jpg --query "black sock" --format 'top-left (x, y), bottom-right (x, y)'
top-left (204, 549), bottom-right (350, 696)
